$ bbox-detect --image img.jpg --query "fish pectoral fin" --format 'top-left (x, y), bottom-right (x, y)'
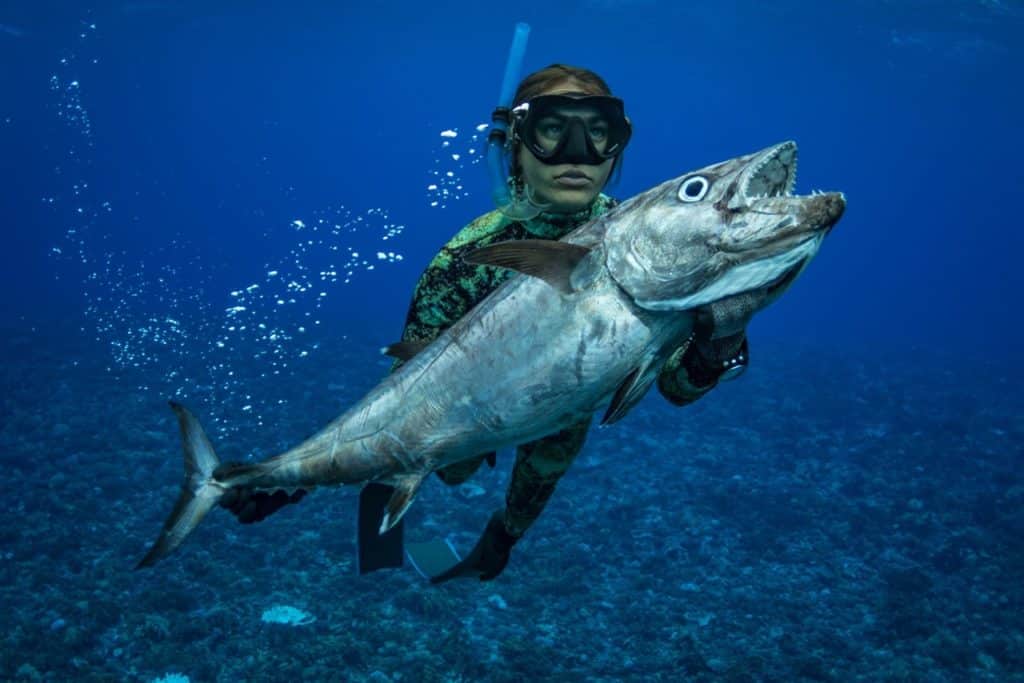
top-left (381, 339), bottom-right (430, 362)
top-left (464, 239), bottom-right (591, 294)
top-left (601, 361), bottom-right (658, 426)
top-left (378, 472), bottom-right (428, 534)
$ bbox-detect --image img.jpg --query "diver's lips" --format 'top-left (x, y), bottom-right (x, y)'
top-left (554, 175), bottom-right (592, 188)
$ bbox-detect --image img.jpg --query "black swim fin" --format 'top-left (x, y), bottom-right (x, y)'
top-left (357, 483), bottom-right (404, 574)
top-left (405, 539), bottom-right (462, 580)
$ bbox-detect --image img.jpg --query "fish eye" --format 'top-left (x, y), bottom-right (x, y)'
top-left (678, 175), bottom-right (710, 202)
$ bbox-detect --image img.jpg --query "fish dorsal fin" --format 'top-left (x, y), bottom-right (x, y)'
top-left (379, 472), bottom-right (428, 534)
top-left (381, 339), bottom-right (429, 362)
top-left (601, 360), bottom-right (658, 426)
top-left (464, 240), bottom-right (591, 294)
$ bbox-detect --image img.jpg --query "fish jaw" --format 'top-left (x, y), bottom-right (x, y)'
top-left (604, 141), bottom-right (846, 311)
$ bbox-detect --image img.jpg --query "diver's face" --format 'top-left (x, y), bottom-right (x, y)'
top-left (518, 86), bottom-right (616, 214)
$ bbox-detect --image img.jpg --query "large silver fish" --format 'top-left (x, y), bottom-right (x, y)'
top-left (137, 141), bottom-right (845, 568)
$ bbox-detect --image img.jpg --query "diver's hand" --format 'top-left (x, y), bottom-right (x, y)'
top-left (687, 290), bottom-right (771, 385)
top-left (219, 487), bottom-right (307, 524)
top-left (430, 510), bottom-right (520, 584)
top-left (694, 289), bottom-right (772, 343)
top-left (694, 286), bottom-right (778, 355)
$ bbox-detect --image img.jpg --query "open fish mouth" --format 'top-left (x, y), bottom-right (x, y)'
top-left (712, 140), bottom-right (843, 300)
top-left (742, 140), bottom-right (798, 200)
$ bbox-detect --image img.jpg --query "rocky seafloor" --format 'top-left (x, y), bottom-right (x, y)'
top-left (2, 326), bottom-right (1021, 682)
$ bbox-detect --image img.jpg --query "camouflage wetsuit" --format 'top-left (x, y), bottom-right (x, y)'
top-left (393, 194), bottom-right (735, 539)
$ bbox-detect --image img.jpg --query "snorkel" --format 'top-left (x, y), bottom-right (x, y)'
top-left (487, 23), bottom-right (542, 219)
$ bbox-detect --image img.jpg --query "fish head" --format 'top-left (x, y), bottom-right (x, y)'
top-left (605, 141), bottom-right (845, 311)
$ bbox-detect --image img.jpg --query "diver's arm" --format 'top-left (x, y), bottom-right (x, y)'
top-left (657, 287), bottom-right (772, 407)
top-left (390, 251), bottom-right (466, 372)
top-left (391, 218), bottom-right (515, 372)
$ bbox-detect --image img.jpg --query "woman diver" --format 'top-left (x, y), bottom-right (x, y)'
top-left (221, 63), bottom-right (765, 583)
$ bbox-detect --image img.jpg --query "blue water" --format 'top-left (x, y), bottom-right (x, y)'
top-left (2, 2), bottom-right (1022, 681)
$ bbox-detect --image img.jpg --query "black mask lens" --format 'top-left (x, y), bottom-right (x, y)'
top-left (518, 94), bottom-right (631, 166)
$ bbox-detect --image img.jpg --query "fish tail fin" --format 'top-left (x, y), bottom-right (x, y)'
top-left (136, 401), bottom-right (225, 569)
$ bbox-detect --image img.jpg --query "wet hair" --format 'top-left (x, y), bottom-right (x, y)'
top-left (509, 64), bottom-right (626, 192)
top-left (512, 64), bottom-right (613, 107)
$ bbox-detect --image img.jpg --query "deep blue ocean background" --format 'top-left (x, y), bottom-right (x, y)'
top-left (2, 1), bottom-right (1022, 681)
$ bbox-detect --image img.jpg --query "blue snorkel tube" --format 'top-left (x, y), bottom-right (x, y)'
top-left (487, 22), bottom-right (532, 215)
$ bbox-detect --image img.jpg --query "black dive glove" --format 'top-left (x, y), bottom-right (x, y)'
top-left (431, 510), bottom-right (520, 584)
top-left (219, 488), bottom-right (307, 524)
top-left (686, 330), bottom-right (749, 387)
top-left (683, 289), bottom-right (769, 386)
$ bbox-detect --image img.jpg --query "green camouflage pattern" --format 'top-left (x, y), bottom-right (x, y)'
top-left (392, 194), bottom-right (716, 538)
top-left (502, 416), bottom-right (592, 536)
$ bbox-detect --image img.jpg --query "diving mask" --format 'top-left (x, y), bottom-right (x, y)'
top-left (512, 93), bottom-right (632, 167)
